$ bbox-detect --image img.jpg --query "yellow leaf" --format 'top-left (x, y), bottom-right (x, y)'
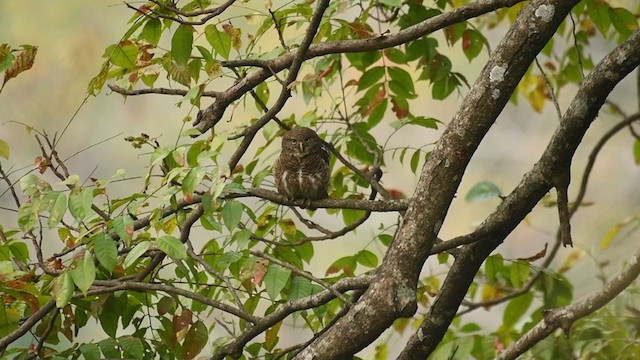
top-left (375, 343), bottom-right (388, 360)
top-left (480, 284), bottom-right (501, 303)
top-left (3, 45), bottom-right (37, 85)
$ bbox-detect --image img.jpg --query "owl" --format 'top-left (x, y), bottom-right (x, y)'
top-left (274, 127), bottom-right (330, 201)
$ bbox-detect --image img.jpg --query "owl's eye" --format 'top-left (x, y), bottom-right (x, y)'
top-left (290, 139), bottom-right (297, 144)
top-left (304, 138), bottom-right (311, 143)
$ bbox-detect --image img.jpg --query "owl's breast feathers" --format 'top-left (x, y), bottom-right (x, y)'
top-left (275, 149), bottom-right (330, 200)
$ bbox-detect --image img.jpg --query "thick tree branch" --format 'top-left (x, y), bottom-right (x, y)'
top-left (296, 1), bottom-right (580, 358)
top-left (193, 0), bottom-right (527, 133)
top-left (496, 244), bottom-right (640, 360)
top-left (399, 28), bottom-right (640, 358)
top-left (210, 275), bottom-right (373, 360)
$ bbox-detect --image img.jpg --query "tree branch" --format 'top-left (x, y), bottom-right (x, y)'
top-left (193, 0), bottom-right (527, 133)
top-left (496, 244), bottom-right (640, 360)
top-left (108, 84), bottom-right (220, 98)
top-left (398, 27), bottom-right (640, 359)
top-left (0, 300), bottom-right (56, 352)
top-left (210, 275), bottom-right (373, 360)
top-left (296, 1), bottom-right (581, 358)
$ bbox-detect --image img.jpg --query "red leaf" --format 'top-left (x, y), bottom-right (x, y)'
top-left (364, 88), bottom-right (386, 117)
top-left (386, 189), bottom-right (406, 200)
top-left (391, 98), bottom-right (409, 119)
top-left (462, 30), bottom-right (471, 51)
top-left (317, 60), bottom-right (336, 78)
top-left (252, 259), bottom-right (268, 286)
top-left (348, 22), bottom-right (374, 39)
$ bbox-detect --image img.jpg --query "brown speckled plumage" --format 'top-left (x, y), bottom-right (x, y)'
top-left (274, 127), bottom-right (330, 200)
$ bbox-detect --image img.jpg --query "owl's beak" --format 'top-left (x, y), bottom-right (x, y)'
top-left (299, 142), bottom-right (304, 153)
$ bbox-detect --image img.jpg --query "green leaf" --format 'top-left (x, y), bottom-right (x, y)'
top-left (98, 337), bottom-right (121, 358)
top-left (151, 146), bottom-right (173, 167)
top-left (94, 234), bottom-right (117, 273)
top-left (46, 191), bottom-right (68, 228)
top-left (140, 18), bottom-right (162, 45)
top-left (610, 7), bottom-right (638, 40)
top-left (633, 139), bottom-right (640, 165)
top-left (462, 29), bottom-right (484, 61)
top-left (0, 47), bottom-right (15, 73)
top-left (79, 343), bottom-right (101, 360)
top-left (465, 181), bottom-right (502, 202)
top-left (171, 25), bottom-right (193, 65)
top-left (509, 260), bottom-right (530, 288)
top-left (9, 242), bottom-right (29, 263)
top-left (485, 254), bottom-right (504, 284)
top-left (99, 296), bottom-right (121, 337)
top-left (71, 250), bottom-right (96, 294)
top-left (0, 139), bottom-right (9, 159)
top-left (379, 0), bottom-right (402, 6)
top-left (182, 167), bottom-right (206, 195)
top-left (384, 48), bottom-right (406, 64)
top-left (105, 42), bottom-right (138, 69)
top-left (355, 250), bottom-right (378, 268)
top-left (123, 241), bottom-right (151, 269)
top-left (588, 0), bottom-right (611, 36)
top-left (119, 335), bottom-right (144, 360)
top-left (112, 215), bottom-right (134, 244)
top-left (155, 235), bottom-right (186, 260)
top-left (288, 276), bottom-right (313, 300)
top-left (205, 25), bottom-right (231, 60)
top-left (460, 322), bottom-right (481, 333)
top-left (342, 208), bottom-right (366, 226)
top-left (409, 150), bottom-right (422, 174)
top-left (399, 116), bottom-right (439, 130)
top-left (437, 252), bottom-right (448, 264)
top-left (357, 66), bottom-right (385, 91)
top-left (432, 74), bottom-right (457, 100)
top-left (186, 140), bottom-right (208, 167)
top-left (368, 98), bottom-right (388, 127)
top-left (17, 199), bottom-right (39, 231)
top-left (182, 320), bottom-right (208, 360)
top-left (378, 234), bottom-right (393, 246)
top-left (264, 264), bottom-right (291, 300)
top-left (388, 67), bottom-right (415, 97)
top-left (68, 187), bottom-right (94, 222)
top-left (222, 200), bottom-right (243, 231)
top-left (503, 293), bottom-right (533, 328)
top-left (52, 271), bottom-right (74, 308)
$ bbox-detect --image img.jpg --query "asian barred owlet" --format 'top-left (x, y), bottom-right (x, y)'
top-left (273, 127), bottom-right (330, 200)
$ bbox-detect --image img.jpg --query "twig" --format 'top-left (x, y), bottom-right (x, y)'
top-left (127, 0), bottom-right (236, 26)
top-left (535, 57), bottom-right (562, 120)
top-left (24, 310), bottom-right (59, 360)
top-left (553, 167), bottom-right (573, 247)
top-left (269, 8), bottom-right (289, 51)
top-left (90, 279), bottom-right (258, 323)
top-left (108, 84), bottom-right (221, 98)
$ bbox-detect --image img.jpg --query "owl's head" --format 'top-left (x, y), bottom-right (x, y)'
top-left (282, 127), bottom-right (323, 158)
